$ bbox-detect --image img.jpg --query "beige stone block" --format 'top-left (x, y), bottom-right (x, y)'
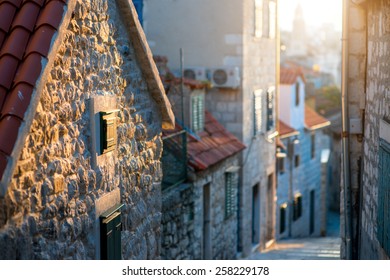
top-left (349, 6), bottom-right (366, 31)
top-left (53, 174), bottom-right (65, 194)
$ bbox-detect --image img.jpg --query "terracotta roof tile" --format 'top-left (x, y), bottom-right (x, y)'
top-left (0, 115), bottom-right (22, 155)
top-left (0, 152), bottom-right (7, 179)
top-left (0, 30), bottom-right (6, 47)
top-left (11, 1), bottom-right (41, 32)
top-left (0, 2), bottom-right (17, 33)
top-left (35, 0), bottom-right (66, 30)
top-left (305, 106), bottom-right (331, 130)
top-left (14, 53), bottom-right (44, 86)
top-left (278, 120), bottom-right (299, 138)
top-left (25, 0), bottom-right (46, 7)
top-left (0, 55), bottom-right (19, 89)
top-left (280, 67), bottom-right (306, 85)
top-left (25, 25), bottom-right (56, 57)
top-left (1, 83), bottom-right (34, 119)
top-left (0, 86), bottom-right (6, 108)
top-left (0, 27), bottom-right (31, 60)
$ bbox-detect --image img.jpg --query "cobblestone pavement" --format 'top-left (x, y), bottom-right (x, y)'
top-left (247, 211), bottom-right (341, 260)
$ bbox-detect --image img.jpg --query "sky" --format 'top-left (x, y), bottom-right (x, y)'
top-left (279, 0), bottom-right (343, 31)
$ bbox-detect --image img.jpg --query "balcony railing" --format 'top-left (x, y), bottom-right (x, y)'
top-left (161, 130), bottom-right (187, 190)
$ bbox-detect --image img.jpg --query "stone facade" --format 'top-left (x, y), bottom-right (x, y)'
top-left (343, 0), bottom-right (390, 260)
top-left (0, 0), bottom-right (173, 259)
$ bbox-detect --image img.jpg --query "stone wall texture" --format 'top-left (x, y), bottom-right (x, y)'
top-left (0, 0), bottom-right (164, 259)
top-left (161, 156), bottom-right (240, 260)
top-left (359, 0), bottom-right (390, 260)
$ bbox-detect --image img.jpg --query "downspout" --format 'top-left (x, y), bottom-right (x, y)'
top-left (341, 0), bottom-right (353, 260)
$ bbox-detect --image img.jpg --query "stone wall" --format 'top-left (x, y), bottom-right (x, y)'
top-left (359, 0), bottom-right (390, 260)
top-left (0, 0), bottom-right (163, 259)
top-left (161, 156), bottom-right (240, 260)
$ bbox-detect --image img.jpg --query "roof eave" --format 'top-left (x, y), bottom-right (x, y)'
top-left (305, 121), bottom-right (331, 131)
top-left (279, 131), bottom-right (300, 139)
top-left (116, 0), bottom-right (175, 129)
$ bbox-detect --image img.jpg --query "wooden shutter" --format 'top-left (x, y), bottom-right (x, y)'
top-left (100, 205), bottom-right (123, 260)
top-left (191, 94), bottom-right (204, 133)
top-left (378, 139), bottom-right (390, 255)
top-left (266, 88), bottom-right (274, 131)
top-left (254, 90), bottom-right (263, 135)
top-left (225, 172), bottom-right (238, 218)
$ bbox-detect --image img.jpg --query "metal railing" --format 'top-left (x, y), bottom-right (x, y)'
top-left (161, 130), bottom-right (187, 190)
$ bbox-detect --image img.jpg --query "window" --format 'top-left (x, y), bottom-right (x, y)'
top-left (294, 154), bottom-right (300, 168)
top-left (225, 171), bottom-right (238, 219)
top-left (253, 89), bottom-right (263, 135)
top-left (293, 194), bottom-right (302, 221)
top-left (295, 82), bottom-right (300, 106)
top-left (268, 1), bottom-right (276, 39)
top-left (132, 0), bottom-right (144, 26)
top-left (266, 87), bottom-right (274, 131)
top-left (277, 157), bottom-right (285, 174)
top-left (280, 204), bottom-right (287, 234)
top-left (254, 0), bottom-right (263, 38)
top-left (377, 139), bottom-right (390, 255)
top-left (191, 94), bottom-right (205, 133)
top-left (311, 133), bottom-right (316, 159)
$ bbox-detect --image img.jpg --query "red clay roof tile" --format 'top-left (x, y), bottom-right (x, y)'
top-left (0, 55), bottom-right (19, 89)
top-left (14, 53), bottom-right (44, 87)
top-left (0, 27), bottom-right (30, 60)
top-left (0, 2), bottom-right (17, 33)
top-left (11, 1), bottom-right (41, 32)
top-left (0, 86), bottom-right (6, 108)
top-left (2, 0), bottom-right (23, 7)
top-left (0, 115), bottom-right (22, 155)
top-left (278, 120), bottom-right (298, 138)
top-left (35, 1), bottom-right (66, 30)
top-left (0, 152), bottom-right (7, 179)
top-left (1, 83), bottom-right (33, 119)
top-left (0, 30), bottom-right (6, 47)
top-left (305, 106), bottom-right (331, 130)
top-left (280, 67), bottom-right (306, 85)
top-left (25, 25), bottom-right (56, 57)
top-left (25, 0), bottom-right (46, 7)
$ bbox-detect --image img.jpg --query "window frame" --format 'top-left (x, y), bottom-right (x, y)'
top-left (293, 194), bottom-right (303, 221)
top-left (253, 89), bottom-right (263, 136)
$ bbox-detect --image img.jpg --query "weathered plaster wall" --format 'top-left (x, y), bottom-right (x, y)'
top-left (0, 0), bottom-right (163, 259)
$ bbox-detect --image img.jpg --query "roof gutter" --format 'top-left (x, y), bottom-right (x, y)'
top-left (341, 0), bottom-right (353, 260)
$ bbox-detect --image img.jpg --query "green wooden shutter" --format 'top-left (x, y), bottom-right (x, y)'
top-left (100, 205), bottom-right (123, 260)
top-left (225, 172), bottom-right (238, 218)
top-left (266, 89), bottom-right (274, 131)
top-left (378, 139), bottom-right (390, 255)
top-left (191, 94), bottom-right (204, 133)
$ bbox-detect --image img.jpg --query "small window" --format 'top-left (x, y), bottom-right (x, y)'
top-left (280, 204), bottom-right (287, 234)
top-left (253, 90), bottom-right (263, 135)
top-left (254, 0), bottom-right (263, 38)
top-left (311, 133), bottom-right (316, 159)
top-left (278, 157), bottom-right (285, 174)
top-left (225, 172), bottom-right (238, 219)
top-left (294, 154), bottom-right (300, 168)
top-left (293, 194), bottom-right (302, 221)
top-left (191, 94), bottom-right (205, 133)
top-left (295, 82), bottom-right (300, 106)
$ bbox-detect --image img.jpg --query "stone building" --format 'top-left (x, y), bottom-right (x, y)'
top-left (276, 67), bottom-right (330, 240)
top-left (341, 0), bottom-right (390, 260)
top-left (0, 0), bottom-right (174, 259)
top-left (141, 0), bottom-right (278, 257)
top-left (155, 57), bottom-right (246, 259)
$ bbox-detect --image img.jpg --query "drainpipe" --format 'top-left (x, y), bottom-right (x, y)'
top-left (341, 0), bottom-right (353, 260)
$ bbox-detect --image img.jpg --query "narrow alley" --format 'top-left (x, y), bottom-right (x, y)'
top-left (248, 211), bottom-right (340, 260)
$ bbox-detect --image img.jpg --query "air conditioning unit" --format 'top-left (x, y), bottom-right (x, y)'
top-left (208, 67), bottom-right (240, 88)
top-left (183, 67), bottom-right (207, 81)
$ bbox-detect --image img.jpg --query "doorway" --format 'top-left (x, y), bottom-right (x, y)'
top-left (310, 190), bottom-right (315, 234)
top-left (252, 184), bottom-right (260, 245)
top-left (203, 183), bottom-right (212, 259)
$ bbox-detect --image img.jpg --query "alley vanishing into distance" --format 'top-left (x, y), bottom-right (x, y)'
top-left (247, 211), bottom-right (340, 260)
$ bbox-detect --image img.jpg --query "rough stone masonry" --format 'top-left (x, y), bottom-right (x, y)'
top-left (0, 0), bottom-right (166, 259)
